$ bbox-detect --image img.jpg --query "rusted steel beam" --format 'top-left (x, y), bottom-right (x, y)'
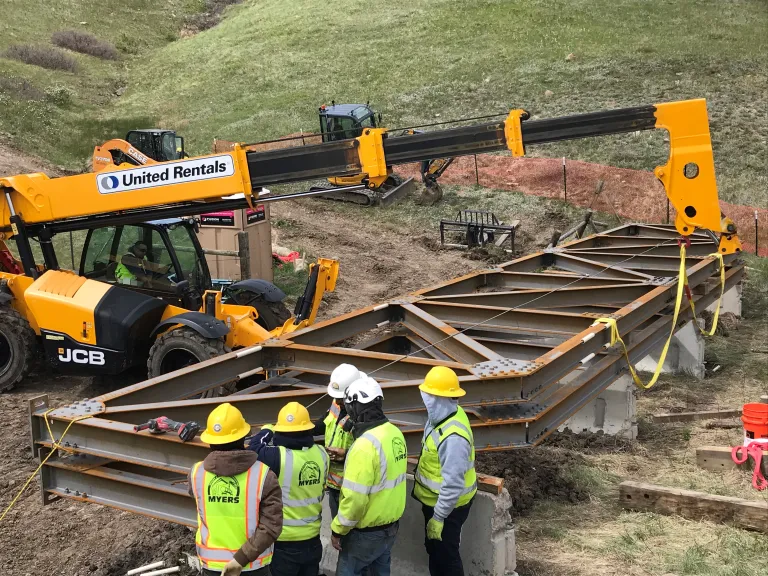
top-left (421, 283), bottom-right (651, 308)
top-left (399, 303), bottom-right (503, 363)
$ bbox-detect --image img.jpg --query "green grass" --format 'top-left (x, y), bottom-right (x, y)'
top-left (105, 0), bottom-right (767, 207)
top-left (0, 0), bottom-right (201, 166)
top-left (3, 1), bottom-right (766, 208)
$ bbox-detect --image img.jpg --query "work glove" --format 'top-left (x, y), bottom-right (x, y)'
top-left (220, 558), bottom-right (243, 576)
top-left (426, 517), bottom-right (444, 541)
top-left (261, 423), bottom-right (275, 431)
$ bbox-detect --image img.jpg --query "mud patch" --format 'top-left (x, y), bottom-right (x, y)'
top-left (94, 523), bottom-right (195, 576)
top-left (476, 447), bottom-right (589, 517)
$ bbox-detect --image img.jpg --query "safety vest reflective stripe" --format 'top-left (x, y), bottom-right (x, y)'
top-left (324, 401), bottom-right (353, 490)
top-left (192, 462), bottom-right (209, 545)
top-left (414, 407), bottom-right (477, 508)
top-left (283, 513), bottom-right (323, 526)
top-left (331, 423), bottom-right (407, 535)
top-left (336, 511), bottom-right (358, 528)
top-left (359, 432), bottom-right (407, 493)
top-left (191, 461), bottom-right (273, 570)
top-left (278, 445), bottom-right (328, 542)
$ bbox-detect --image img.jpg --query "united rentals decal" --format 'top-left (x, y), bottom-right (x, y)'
top-left (97, 155), bottom-right (235, 194)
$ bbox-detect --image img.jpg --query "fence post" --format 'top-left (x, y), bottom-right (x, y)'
top-left (666, 199), bottom-right (670, 224)
top-left (237, 231), bottom-right (250, 280)
top-left (69, 232), bottom-right (75, 269)
top-left (474, 154), bottom-right (479, 186)
top-left (562, 157), bottom-right (567, 202)
top-left (756, 210), bottom-right (760, 255)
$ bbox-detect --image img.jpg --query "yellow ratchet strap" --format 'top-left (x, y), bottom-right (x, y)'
top-left (686, 252), bottom-right (725, 337)
top-left (592, 243), bottom-right (688, 390)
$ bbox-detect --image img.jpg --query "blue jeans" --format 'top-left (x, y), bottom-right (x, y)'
top-left (335, 523), bottom-right (399, 576)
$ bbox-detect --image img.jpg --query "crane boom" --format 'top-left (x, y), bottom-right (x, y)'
top-left (0, 99), bottom-right (741, 264)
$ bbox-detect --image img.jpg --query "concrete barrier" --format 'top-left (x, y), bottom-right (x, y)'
top-left (562, 374), bottom-right (637, 439)
top-left (320, 476), bottom-right (517, 576)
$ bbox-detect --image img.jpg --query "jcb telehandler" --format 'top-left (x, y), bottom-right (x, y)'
top-left (0, 98), bottom-right (740, 395)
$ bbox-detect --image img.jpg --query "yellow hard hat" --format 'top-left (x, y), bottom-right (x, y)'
top-left (273, 401), bottom-right (314, 432)
top-left (200, 403), bottom-right (251, 445)
top-left (419, 366), bottom-right (466, 398)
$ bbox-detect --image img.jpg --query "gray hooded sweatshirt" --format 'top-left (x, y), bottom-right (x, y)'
top-left (419, 391), bottom-right (473, 521)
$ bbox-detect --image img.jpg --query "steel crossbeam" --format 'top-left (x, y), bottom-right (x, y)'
top-left (29, 223), bottom-right (744, 528)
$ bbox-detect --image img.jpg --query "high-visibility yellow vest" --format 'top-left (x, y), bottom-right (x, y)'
top-left (190, 460), bottom-right (274, 572)
top-left (115, 255), bottom-right (147, 282)
top-left (413, 406), bottom-right (477, 508)
top-left (323, 400), bottom-right (354, 489)
top-left (330, 422), bottom-right (408, 535)
top-left (277, 445), bottom-right (329, 541)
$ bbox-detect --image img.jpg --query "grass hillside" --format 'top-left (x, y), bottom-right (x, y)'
top-left (115, 0), bottom-right (768, 207)
top-left (1, 0), bottom-right (766, 208)
top-left (0, 0), bottom-right (199, 165)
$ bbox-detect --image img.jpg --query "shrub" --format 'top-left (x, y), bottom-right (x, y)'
top-left (5, 44), bottom-right (78, 72)
top-left (0, 76), bottom-right (44, 101)
top-left (44, 84), bottom-right (75, 106)
top-left (51, 30), bottom-right (119, 60)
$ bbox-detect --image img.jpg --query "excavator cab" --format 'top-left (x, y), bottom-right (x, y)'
top-left (318, 102), bottom-right (381, 142)
top-left (126, 129), bottom-right (187, 162)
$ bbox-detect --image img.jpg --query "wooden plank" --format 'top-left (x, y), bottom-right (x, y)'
top-left (619, 481), bottom-right (768, 533)
top-left (652, 409), bottom-right (741, 423)
top-left (697, 446), bottom-right (768, 475)
top-left (407, 457), bottom-right (503, 495)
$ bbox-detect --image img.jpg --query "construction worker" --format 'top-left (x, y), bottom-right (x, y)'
top-left (331, 376), bottom-right (408, 576)
top-left (248, 401), bottom-right (329, 576)
top-left (310, 363), bottom-right (364, 518)
top-left (189, 403), bottom-right (283, 576)
top-left (115, 241), bottom-right (171, 288)
top-left (413, 366), bottom-right (477, 576)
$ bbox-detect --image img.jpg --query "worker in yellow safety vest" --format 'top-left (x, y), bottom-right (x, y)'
top-left (310, 363), bottom-right (364, 518)
top-left (248, 402), bottom-right (329, 576)
top-left (189, 403), bottom-right (283, 576)
top-left (331, 376), bottom-right (408, 576)
top-left (412, 366), bottom-right (477, 576)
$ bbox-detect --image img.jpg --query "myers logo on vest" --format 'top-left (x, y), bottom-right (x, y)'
top-left (392, 437), bottom-right (407, 462)
top-left (207, 475), bottom-right (241, 504)
top-left (298, 461), bottom-right (322, 487)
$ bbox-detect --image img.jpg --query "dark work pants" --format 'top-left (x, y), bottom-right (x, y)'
top-left (204, 566), bottom-right (270, 576)
top-left (328, 487), bottom-right (341, 519)
top-left (421, 499), bottom-right (473, 576)
top-left (270, 536), bottom-right (323, 576)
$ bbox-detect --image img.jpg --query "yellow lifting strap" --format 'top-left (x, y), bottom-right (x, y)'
top-left (592, 244), bottom-right (725, 390)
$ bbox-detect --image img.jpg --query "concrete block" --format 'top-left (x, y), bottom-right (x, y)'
top-left (320, 476), bottom-right (516, 575)
top-left (560, 374), bottom-right (637, 439)
top-left (635, 319), bottom-right (705, 380)
top-left (707, 284), bottom-right (742, 317)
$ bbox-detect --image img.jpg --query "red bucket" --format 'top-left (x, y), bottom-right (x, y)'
top-left (742, 403), bottom-right (768, 446)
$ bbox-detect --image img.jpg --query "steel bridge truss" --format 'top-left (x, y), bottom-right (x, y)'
top-left (29, 223), bottom-right (744, 526)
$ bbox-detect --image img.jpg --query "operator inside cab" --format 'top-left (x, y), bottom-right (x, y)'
top-left (115, 241), bottom-right (172, 290)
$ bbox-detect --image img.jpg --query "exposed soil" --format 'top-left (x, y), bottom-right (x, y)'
top-left (0, 142), bottom-right (63, 177)
top-left (476, 446), bottom-right (589, 517)
top-left (269, 200), bottom-right (487, 318)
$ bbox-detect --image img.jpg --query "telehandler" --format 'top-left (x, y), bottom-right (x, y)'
top-left (0, 98), bottom-right (739, 394)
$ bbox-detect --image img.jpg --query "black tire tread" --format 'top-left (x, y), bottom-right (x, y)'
top-left (147, 327), bottom-right (234, 395)
top-left (0, 306), bottom-right (37, 393)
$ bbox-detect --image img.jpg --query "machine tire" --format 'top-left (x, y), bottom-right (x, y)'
top-left (230, 290), bottom-right (292, 331)
top-left (147, 327), bottom-right (234, 397)
top-left (0, 306), bottom-right (36, 392)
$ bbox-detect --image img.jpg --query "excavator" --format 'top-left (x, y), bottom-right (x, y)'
top-left (92, 129), bottom-right (187, 171)
top-left (0, 98), bottom-right (740, 394)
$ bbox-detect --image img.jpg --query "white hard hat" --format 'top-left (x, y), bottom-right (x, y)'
top-left (344, 376), bottom-right (383, 405)
top-left (327, 364), bottom-right (366, 399)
